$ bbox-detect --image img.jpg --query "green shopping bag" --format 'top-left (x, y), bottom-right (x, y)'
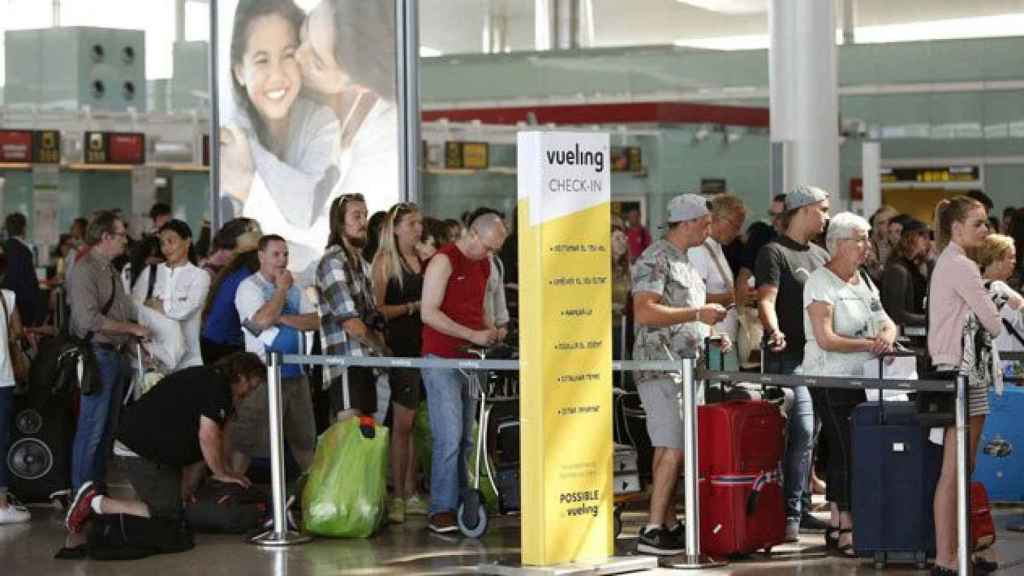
top-left (302, 416), bottom-right (389, 538)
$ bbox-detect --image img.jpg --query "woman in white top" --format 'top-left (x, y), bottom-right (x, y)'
top-left (800, 212), bottom-right (897, 557)
top-left (974, 234), bottom-right (1024, 354)
top-left (0, 253), bottom-right (31, 524)
top-left (132, 220), bottom-right (211, 371)
top-left (295, 0), bottom-right (400, 219)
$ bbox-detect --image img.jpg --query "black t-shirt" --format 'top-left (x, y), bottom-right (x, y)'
top-left (741, 221), bottom-right (777, 272)
top-left (117, 366), bottom-right (233, 467)
top-left (754, 235), bottom-right (829, 362)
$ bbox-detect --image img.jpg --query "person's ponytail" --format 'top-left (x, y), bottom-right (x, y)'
top-left (934, 198), bottom-right (952, 253)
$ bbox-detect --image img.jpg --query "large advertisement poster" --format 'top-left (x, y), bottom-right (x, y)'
top-left (216, 0), bottom-right (400, 277)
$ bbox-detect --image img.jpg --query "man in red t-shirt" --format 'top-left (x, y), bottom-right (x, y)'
top-left (419, 210), bottom-right (507, 533)
top-left (625, 206), bottom-right (652, 262)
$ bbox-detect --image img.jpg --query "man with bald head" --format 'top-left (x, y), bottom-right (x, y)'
top-left (419, 209), bottom-right (507, 534)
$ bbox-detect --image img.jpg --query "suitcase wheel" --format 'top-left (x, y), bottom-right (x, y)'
top-left (613, 506), bottom-right (623, 538)
top-left (873, 552), bottom-right (886, 570)
top-left (915, 552), bottom-right (927, 570)
top-left (457, 492), bottom-right (489, 539)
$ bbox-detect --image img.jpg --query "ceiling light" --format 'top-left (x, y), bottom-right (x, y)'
top-left (675, 0), bottom-right (766, 15)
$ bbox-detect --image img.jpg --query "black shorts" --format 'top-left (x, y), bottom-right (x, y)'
top-left (388, 368), bottom-right (422, 410)
top-left (121, 457), bottom-right (182, 519)
top-left (329, 366), bottom-right (376, 416)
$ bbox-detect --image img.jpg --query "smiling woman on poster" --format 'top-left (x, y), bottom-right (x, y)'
top-left (218, 0), bottom-right (400, 281)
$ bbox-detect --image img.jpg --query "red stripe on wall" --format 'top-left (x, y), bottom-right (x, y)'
top-left (422, 102), bottom-right (769, 127)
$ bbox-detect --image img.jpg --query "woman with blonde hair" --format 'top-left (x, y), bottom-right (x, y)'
top-left (928, 196), bottom-right (1002, 576)
top-left (371, 202), bottom-right (428, 523)
top-left (972, 234), bottom-right (1024, 353)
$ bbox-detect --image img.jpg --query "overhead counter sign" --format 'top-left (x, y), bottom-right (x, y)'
top-left (517, 131), bottom-right (612, 566)
top-left (0, 130), bottom-right (61, 164)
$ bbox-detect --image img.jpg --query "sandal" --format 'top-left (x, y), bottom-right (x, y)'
top-left (834, 529), bottom-right (857, 558)
top-left (825, 526), bottom-right (840, 550)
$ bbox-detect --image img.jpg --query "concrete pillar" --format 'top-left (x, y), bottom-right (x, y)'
top-left (535, 0), bottom-right (581, 51)
top-left (176, 0), bottom-right (187, 43)
top-left (861, 142), bottom-right (881, 217)
top-left (769, 0), bottom-right (840, 203)
top-left (482, 0), bottom-right (509, 54)
top-left (841, 0), bottom-right (856, 44)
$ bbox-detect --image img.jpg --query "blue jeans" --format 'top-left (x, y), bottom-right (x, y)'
top-left (422, 356), bottom-right (477, 515)
top-left (773, 356), bottom-right (815, 523)
top-left (0, 387), bottom-right (13, 495)
top-left (71, 348), bottom-right (127, 491)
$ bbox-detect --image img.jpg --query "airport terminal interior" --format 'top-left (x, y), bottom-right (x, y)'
top-left (2, 0), bottom-right (1024, 574)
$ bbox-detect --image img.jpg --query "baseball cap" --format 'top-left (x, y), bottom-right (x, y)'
top-left (666, 194), bottom-right (710, 224)
top-left (784, 185), bottom-right (830, 211)
top-left (900, 217), bottom-right (929, 236)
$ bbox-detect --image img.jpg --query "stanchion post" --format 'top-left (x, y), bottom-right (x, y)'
top-left (955, 373), bottom-right (970, 576)
top-left (250, 351), bottom-right (312, 546)
top-left (668, 356), bottom-right (725, 570)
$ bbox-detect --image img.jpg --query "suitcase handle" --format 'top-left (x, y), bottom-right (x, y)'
top-left (873, 347), bottom-right (923, 424)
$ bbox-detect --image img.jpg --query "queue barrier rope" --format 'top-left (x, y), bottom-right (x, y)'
top-left (259, 349), bottom-right (976, 573)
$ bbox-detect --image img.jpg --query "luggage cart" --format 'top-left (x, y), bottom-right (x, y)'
top-left (457, 344), bottom-right (518, 538)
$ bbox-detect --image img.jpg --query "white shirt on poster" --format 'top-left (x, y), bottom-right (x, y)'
top-left (687, 238), bottom-right (738, 340)
top-left (1, 289), bottom-right (16, 388)
top-left (132, 262), bottom-right (211, 370)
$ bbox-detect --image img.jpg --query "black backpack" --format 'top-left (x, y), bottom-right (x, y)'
top-left (86, 514), bottom-right (194, 561)
top-left (183, 480), bottom-right (269, 534)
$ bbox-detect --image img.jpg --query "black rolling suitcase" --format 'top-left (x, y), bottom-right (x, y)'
top-left (852, 396), bottom-right (942, 568)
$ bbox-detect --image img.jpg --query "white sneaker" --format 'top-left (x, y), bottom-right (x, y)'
top-left (0, 503), bottom-right (31, 525)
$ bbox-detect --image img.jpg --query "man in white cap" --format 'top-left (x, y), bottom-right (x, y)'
top-left (755, 184), bottom-right (831, 541)
top-left (632, 193), bottom-right (730, 556)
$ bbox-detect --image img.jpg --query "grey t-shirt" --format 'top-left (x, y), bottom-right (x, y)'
top-left (754, 235), bottom-right (829, 364)
top-left (632, 239), bottom-right (709, 383)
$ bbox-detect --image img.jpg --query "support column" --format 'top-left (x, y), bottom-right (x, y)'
top-left (395, 0), bottom-right (421, 203)
top-left (769, 0), bottom-right (840, 201)
top-left (841, 0), bottom-right (856, 45)
top-left (176, 0), bottom-right (187, 43)
top-left (861, 142), bottom-right (881, 217)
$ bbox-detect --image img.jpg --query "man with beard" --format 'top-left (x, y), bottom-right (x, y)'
top-left (315, 194), bottom-right (388, 421)
top-left (230, 234), bottom-right (320, 476)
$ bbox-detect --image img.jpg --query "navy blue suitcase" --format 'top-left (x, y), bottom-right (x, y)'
top-left (852, 401), bottom-right (942, 569)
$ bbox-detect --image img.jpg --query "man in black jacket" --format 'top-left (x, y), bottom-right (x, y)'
top-left (2, 213), bottom-right (45, 326)
top-left (64, 352), bottom-right (264, 532)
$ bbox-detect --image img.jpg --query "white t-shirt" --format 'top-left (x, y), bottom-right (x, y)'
top-left (0, 289), bottom-right (16, 388)
top-left (799, 267), bottom-right (891, 377)
top-left (991, 281), bottom-right (1024, 353)
top-left (132, 262), bottom-right (211, 370)
top-left (235, 272), bottom-right (315, 356)
top-left (687, 238), bottom-right (738, 340)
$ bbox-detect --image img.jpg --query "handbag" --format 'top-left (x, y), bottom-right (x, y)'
top-left (1, 291), bottom-right (30, 383)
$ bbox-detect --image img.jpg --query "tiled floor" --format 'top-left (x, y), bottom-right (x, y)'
top-left (3, 501), bottom-right (1023, 576)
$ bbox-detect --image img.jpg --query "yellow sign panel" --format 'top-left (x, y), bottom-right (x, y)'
top-left (518, 132), bottom-right (612, 566)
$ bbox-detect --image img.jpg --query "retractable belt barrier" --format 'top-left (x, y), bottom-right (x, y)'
top-left (257, 348), bottom-right (976, 574)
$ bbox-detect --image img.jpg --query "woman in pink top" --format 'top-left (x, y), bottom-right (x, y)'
top-left (928, 196), bottom-right (1001, 576)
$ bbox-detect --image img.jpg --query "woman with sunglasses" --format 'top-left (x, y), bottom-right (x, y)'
top-left (371, 202), bottom-right (428, 523)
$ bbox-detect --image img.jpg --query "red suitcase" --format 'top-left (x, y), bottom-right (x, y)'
top-left (972, 482), bottom-right (996, 551)
top-left (698, 400), bottom-right (786, 557)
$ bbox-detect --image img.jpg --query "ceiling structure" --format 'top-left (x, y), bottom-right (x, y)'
top-left (419, 0), bottom-right (1024, 55)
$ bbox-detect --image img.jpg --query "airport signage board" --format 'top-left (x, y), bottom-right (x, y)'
top-left (517, 131), bottom-right (612, 566)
